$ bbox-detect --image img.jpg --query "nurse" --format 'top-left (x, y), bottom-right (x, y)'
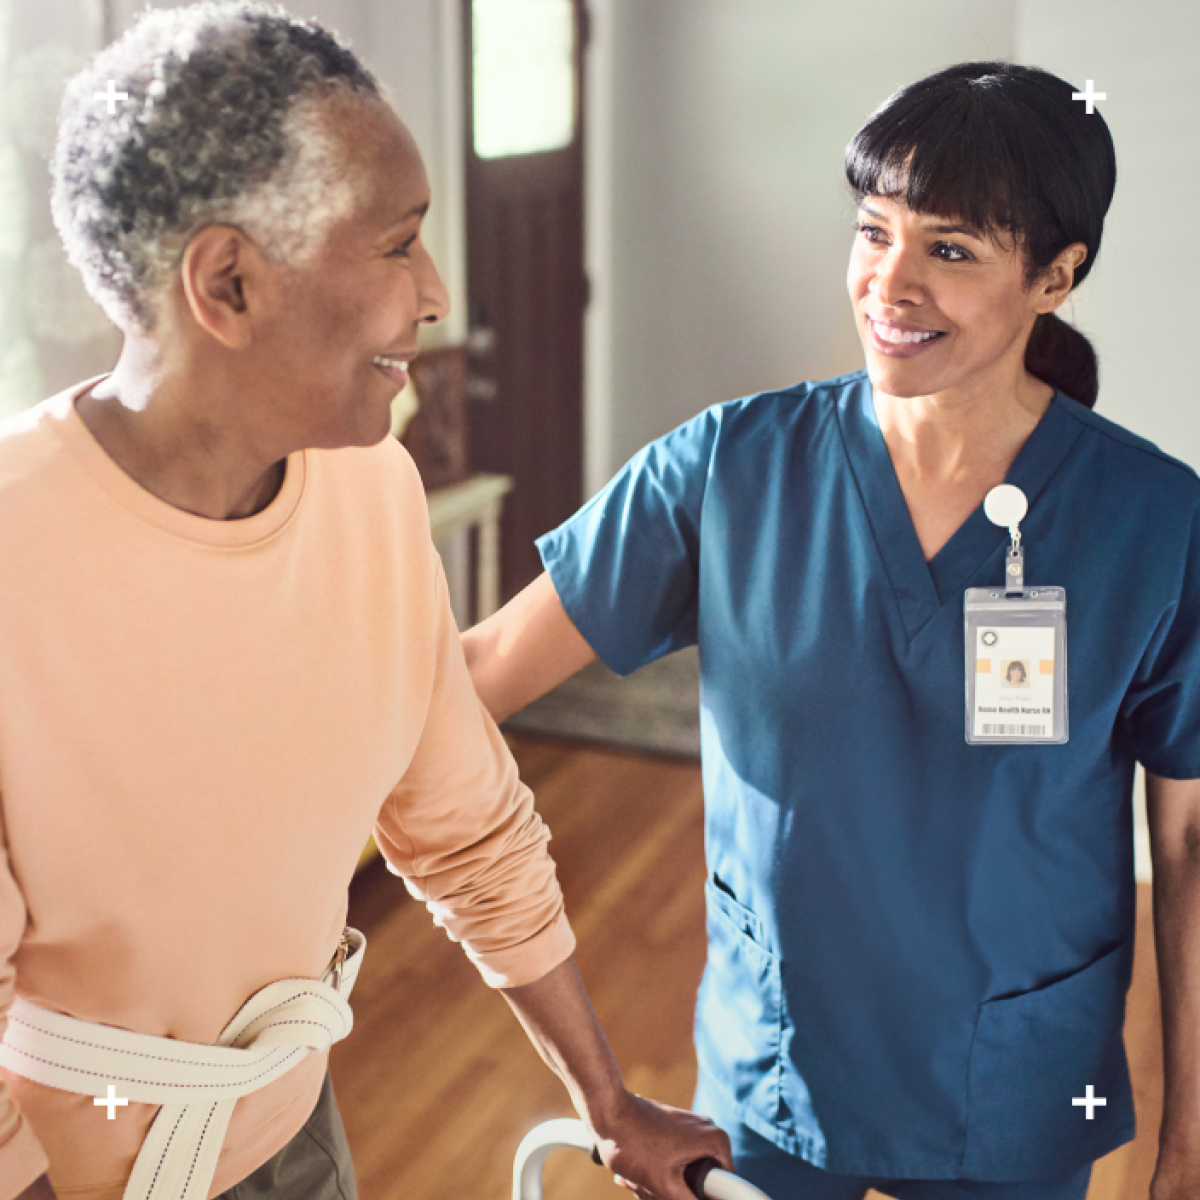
top-left (462, 62), bottom-right (1200, 1200)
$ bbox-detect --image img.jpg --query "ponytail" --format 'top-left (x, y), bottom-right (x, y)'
top-left (1025, 312), bottom-right (1099, 409)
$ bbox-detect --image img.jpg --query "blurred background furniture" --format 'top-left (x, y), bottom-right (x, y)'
top-left (427, 473), bottom-right (514, 624)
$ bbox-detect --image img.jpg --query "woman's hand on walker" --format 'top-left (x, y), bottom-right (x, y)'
top-left (589, 1090), bottom-right (732, 1200)
top-left (500, 956), bottom-right (731, 1199)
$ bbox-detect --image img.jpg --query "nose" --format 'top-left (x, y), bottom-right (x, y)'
top-left (868, 242), bottom-right (925, 310)
top-left (415, 242), bottom-right (451, 325)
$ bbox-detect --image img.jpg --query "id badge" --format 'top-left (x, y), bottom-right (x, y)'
top-left (965, 484), bottom-right (1068, 745)
top-left (965, 587), bottom-right (1068, 744)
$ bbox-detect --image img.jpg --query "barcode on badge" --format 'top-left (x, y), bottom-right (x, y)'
top-left (981, 723), bottom-right (1047, 736)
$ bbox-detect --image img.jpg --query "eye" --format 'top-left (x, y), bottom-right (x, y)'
top-left (390, 234), bottom-right (419, 258)
top-left (933, 240), bottom-right (971, 263)
top-left (857, 222), bottom-right (973, 263)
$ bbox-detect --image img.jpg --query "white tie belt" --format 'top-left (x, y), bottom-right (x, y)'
top-left (0, 927), bottom-right (366, 1200)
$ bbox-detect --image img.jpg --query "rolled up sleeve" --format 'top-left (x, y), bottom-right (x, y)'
top-left (373, 561), bottom-right (576, 988)
top-left (0, 811), bottom-right (50, 1200)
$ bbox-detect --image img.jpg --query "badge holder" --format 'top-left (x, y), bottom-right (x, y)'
top-left (964, 485), bottom-right (1068, 745)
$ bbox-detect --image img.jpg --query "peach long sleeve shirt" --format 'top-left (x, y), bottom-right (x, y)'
top-left (0, 378), bottom-right (576, 1200)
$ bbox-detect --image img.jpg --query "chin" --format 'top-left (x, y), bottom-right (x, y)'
top-left (864, 361), bottom-right (933, 399)
top-left (311, 410), bottom-right (394, 451)
top-left (363, 408), bottom-right (398, 447)
top-left (336, 423), bottom-right (393, 450)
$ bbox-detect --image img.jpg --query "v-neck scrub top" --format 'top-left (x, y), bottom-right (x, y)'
top-left (536, 369), bottom-right (1200, 1183)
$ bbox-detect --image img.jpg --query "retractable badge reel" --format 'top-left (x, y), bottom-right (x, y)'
top-left (964, 485), bottom-right (1068, 744)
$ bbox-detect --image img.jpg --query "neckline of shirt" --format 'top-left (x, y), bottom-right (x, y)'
top-left (835, 372), bottom-right (1084, 639)
top-left (46, 374), bottom-right (308, 549)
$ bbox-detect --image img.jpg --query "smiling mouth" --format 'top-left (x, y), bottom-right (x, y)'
top-left (372, 355), bottom-right (412, 387)
top-left (868, 318), bottom-right (947, 345)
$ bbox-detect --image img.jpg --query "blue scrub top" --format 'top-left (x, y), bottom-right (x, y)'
top-left (536, 369), bottom-right (1200, 1182)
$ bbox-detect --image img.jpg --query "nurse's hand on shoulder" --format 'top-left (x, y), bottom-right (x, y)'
top-left (590, 1091), bottom-right (733, 1200)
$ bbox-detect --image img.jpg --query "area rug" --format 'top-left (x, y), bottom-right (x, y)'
top-left (503, 646), bottom-right (701, 759)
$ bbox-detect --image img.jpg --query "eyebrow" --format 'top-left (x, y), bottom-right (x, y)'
top-left (859, 202), bottom-right (984, 240)
top-left (382, 201), bottom-right (430, 232)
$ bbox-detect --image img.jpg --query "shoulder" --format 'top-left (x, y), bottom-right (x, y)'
top-left (307, 432), bottom-right (426, 504)
top-left (713, 369), bottom-right (864, 424)
top-left (618, 371), bottom-right (864, 487)
top-left (0, 390), bottom-right (81, 502)
top-left (697, 369), bottom-right (867, 462)
top-left (712, 369), bottom-right (866, 429)
top-left (293, 437), bottom-right (440, 591)
top-left (1057, 394), bottom-right (1200, 506)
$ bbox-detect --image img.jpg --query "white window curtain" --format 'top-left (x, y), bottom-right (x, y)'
top-left (0, 0), bottom-right (120, 418)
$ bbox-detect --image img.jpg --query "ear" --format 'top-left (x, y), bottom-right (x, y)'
top-left (178, 225), bottom-right (275, 350)
top-left (1035, 242), bottom-right (1089, 315)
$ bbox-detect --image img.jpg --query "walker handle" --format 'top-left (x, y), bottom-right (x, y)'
top-left (513, 1119), bottom-right (774, 1200)
top-left (585, 1152), bottom-right (715, 1200)
top-left (683, 1156), bottom-right (721, 1199)
top-left (589, 1144), bottom-right (761, 1200)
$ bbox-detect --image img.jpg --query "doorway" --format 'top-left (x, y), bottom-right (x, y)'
top-left (463, 0), bottom-right (588, 603)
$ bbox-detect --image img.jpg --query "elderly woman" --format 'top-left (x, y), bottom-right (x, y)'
top-left (464, 63), bottom-right (1200, 1200)
top-left (0, 6), bottom-right (730, 1200)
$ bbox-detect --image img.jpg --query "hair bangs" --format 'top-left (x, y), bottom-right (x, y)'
top-left (846, 81), bottom-right (1036, 243)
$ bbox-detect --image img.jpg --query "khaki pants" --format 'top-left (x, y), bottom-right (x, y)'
top-left (216, 1074), bottom-right (358, 1200)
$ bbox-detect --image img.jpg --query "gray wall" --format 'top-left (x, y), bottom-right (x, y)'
top-left (1016, 0), bottom-right (1200, 471)
top-left (601, 0), bottom-right (1019, 472)
top-left (1, 0), bottom-right (122, 410)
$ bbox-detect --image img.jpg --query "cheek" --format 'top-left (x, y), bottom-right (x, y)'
top-left (846, 249), bottom-right (870, 296)
top-left (281, 282), bottom-right (358, 350)
top-left (359, 268), bottom-right (420, 336)
top-left (953, 286), bottom-right (1029, 345)
top-left (319, 286), bottom-right (388, 354)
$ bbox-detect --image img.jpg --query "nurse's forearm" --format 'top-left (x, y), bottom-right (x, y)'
top-left (461, 572), bottom-right (597, 722)
top-left (1146, 773), bottom-right (1200, 1183)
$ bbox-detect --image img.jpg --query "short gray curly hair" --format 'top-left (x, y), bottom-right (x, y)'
top-left (51, 1), bottom-right (383, 334)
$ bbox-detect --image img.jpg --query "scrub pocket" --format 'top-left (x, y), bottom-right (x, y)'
top-left (694, 878), bottom-right (785, 1125)
top-left (961, 942), bottom-right (1135, 1179)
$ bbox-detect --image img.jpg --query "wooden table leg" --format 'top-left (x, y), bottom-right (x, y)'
top-left (477, 499), bottom-right (502, 620)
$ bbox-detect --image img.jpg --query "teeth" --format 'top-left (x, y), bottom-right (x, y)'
top-left (872, 321), bottom-right (941, 345)
top-left (373, 356), bottom-right (405, 369)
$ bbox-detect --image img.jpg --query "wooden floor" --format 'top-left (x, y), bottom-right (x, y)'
top-left (330, 735), bottom-right (1164, 1200)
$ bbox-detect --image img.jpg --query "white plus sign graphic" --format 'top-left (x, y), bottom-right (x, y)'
top-left (93, 80), bottom-right (130, 115)
top-left (1071, 80), bottom-right (1106, 115)
top-left (94, 1084), bottom-right (128, 1119)
top-left (1072, 1084), bottom-right (1107, 1119)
